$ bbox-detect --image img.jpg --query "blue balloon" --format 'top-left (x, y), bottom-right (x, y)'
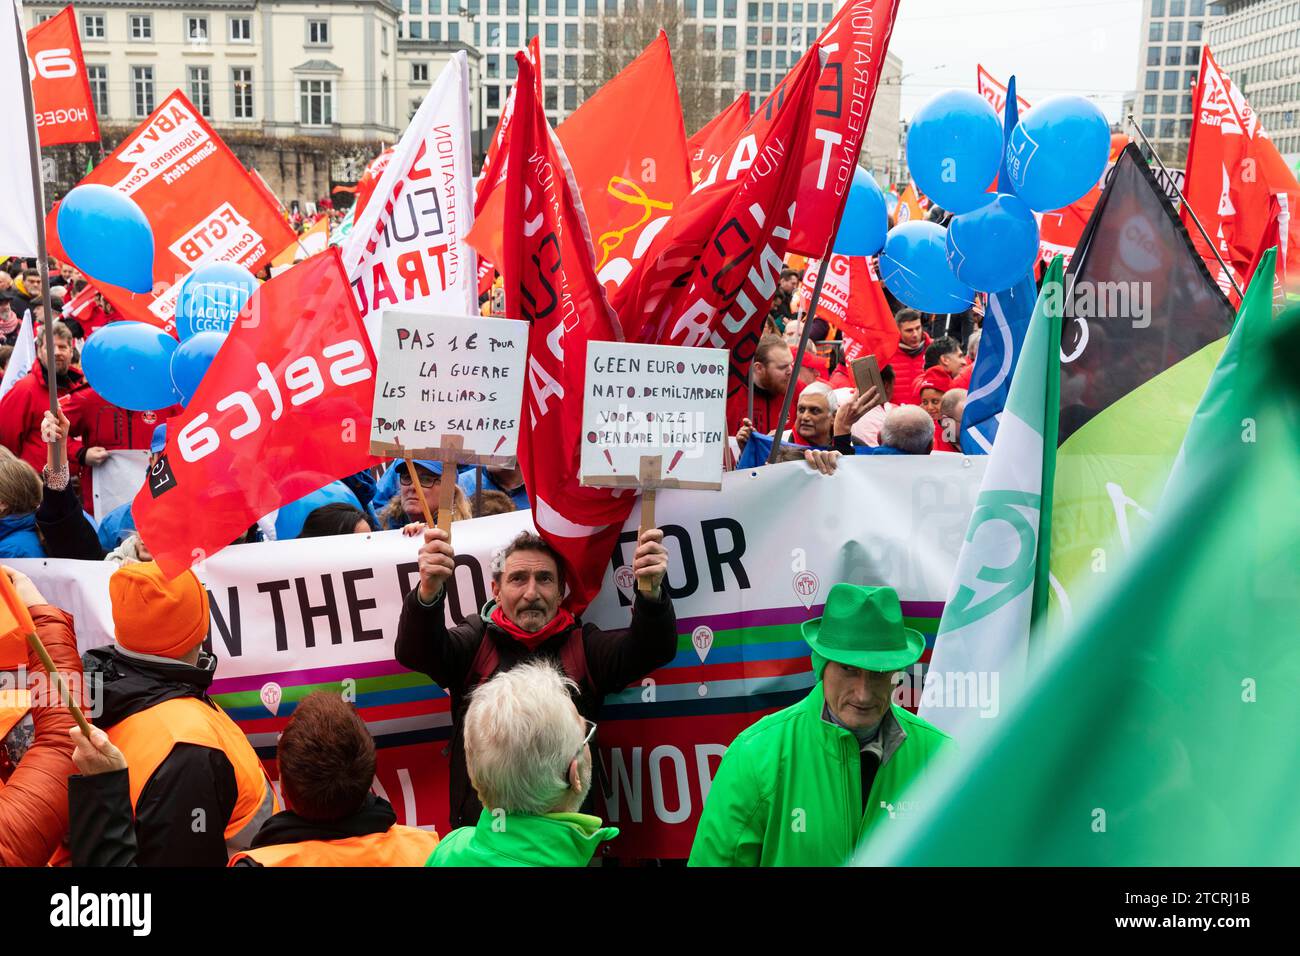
top-left (274, 482), bottom-right (364, 541)
top-left (169, 331), bottom-right (226, 404)
top-left (55, 185), bottom-right (154, 293)
top-left (81, 321), bottom-right (182, 411)
top-left (945, 193), bottom-right (1041, 293)
top-left (1006, 94), bottom-right (1111, 212)
top-left (174, 263), bottom-right (258, 341)
top-left (878, 221), bottom-right (975, 314)
top-left (833, 167), bottom-right (889, 256)
top-left (906, 90), bottom-right (1004, 215)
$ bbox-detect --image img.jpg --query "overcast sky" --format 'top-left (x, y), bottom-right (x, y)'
top-left (888, 0), bottom-right (1145, 123)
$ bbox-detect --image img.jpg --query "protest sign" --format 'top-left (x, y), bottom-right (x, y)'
top-left (582, 341), bottom-right (727, 593)
top-left (369, 310), bottom-right (529, 531)
top-left (91, 450), bottom-right (149, 522)
top-left (12, 453), bottom-right (985, 859)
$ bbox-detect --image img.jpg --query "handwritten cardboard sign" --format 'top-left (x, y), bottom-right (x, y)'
top-left (369, 310), bottom-right (529, 465)
top-left (580, 342), bottom-right (727, 491)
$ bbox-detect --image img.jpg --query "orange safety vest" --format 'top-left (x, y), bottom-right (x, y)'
top-left (229, 825), bottom-right (440, 867)
top-left (106, 696), bottom-right (279, 854)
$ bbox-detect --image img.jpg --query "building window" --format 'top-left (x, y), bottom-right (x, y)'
top-left (507, 57), bottom-right (517, 79)
top-left (382, 25), bottom-right (389, 54)
top-left (233, 67), bottom-right (254, 119)
top-left (308, 19), bottom-right (330, 46)
top-left (1143, 93), bottom-right (1157, 114)
top-left (1165, 46), bottom-right (1181, 66)
top-left (545, 54), bottom-right (558, 75)
top-left (725, 0), bottom-right (736, 15)
top-left (87, 65), bottom-right (108, 115)
top-left (489, 0), bottom-right (500, 11)
top-left (1188, 21), bottom-right (1202, 41)
top-left (564, 23), bottom-right (576, 46)
top-left (544, 87), bottom-right (557, 111)
top-left (564, 86), bottom-right (577, 110)
top-left (545, 23), bottom-right (557, 47)
top-left (430, 22), bottom-right (441, 41)
top-left (130, 14), bottom-right (152, 40)
top-left (1163, 70), bottom-right (1180, 90)
top-left (1150, 0), bottom-right (1165, 15)
top-left (448, 22), bottom-right (459, 41)
top-left (508, 23), bottom-right (520, 46)
top-left (546, 0), bottom-right (557, 12)
top-left (487, 86), bottom-right (501, 109)
top-left (566, 0), bottom-right (577, 12)
top-left (187, 16), bottom-right (208, 42)
top-left (1167, 21), bottom-right (1183, 42)
top-left (487, 55), bottom-right (500, 78)
top-left (1145, 70), bottom-right (1159, 90)
top-left (723, 25), bottom-right (736, 49)
top-left (410, 0), bottom-right (423, 10)
top-left (409, 22), bottom-right (422, 38)
top-left (188, 66), bottom-right (211, 116)
top-left (300, 79), bottom-right (334, 126)
top-left (564, 55), bottom-right (577, 80)
top-left (1161, 93), bottom-right (1178, 112)
top-left (1149, 22), bottom-right (1163, 42)
top-left (1147, 47), bottom-right (1161, 66)
top-left (413, 63), bottom-right (429, 83)
top-left (132, 66), bottom-right (154, 117)
top-left (586, 0), bottom-right (597, 12)
top-left (83, 14), bottom-right (105, 39)
top-left (1168, 0), bottom-right (1184, 15)
top-left (705, 0), bottom-right (717, 14)
top-left (229, 16), bottom-right (251, 42)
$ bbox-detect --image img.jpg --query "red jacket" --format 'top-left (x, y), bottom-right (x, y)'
top-left (885, 335), bottom-right (931, 404)
top-left (0, 606), bottom-right (80, 867)
top-left (0, 362), bottom-right (87, 475)
top-left (952, 360), bottom-right (973, 390)
top-left (64, 388), bottom-right (175, 507)
top-left (726, 378), bottom-right (806, 437)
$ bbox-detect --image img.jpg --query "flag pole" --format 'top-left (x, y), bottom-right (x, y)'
top-left (767, 264), bottom-right (827, 463)
top-left (13, 5), bottom-right (61, 460)
top-left (1127, 114), bottom-right (1244, 301)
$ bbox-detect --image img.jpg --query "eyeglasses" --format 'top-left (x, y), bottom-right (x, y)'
top-left (398, 470), bottom-right (438, 488)
top-left (561, 718), bottom-right (597, 786)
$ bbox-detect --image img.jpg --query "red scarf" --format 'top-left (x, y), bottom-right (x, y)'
top-left (488, 604), bottom-right (576, 651)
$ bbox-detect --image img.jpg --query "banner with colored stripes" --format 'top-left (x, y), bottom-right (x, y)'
top-left (12, 454), bottom-right (984, 859)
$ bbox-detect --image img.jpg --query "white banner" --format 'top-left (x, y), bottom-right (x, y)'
top-left (91, 450), bottom-right (150, 523)
top-left (1, 0), bottom-right (39, 257)
top-left (11, 454), bottom-right (986, 856)
top-left (0, 311), bottom-right (35, 401)
top-left (342, 52), bottom-right (477, 349)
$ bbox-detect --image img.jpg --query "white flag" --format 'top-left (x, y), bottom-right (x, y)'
top-left (0, 310), bottom-right (36, 401)
top-left (342, 51), bottom-right (477, 349)
top-left (1, 0), bottom-right (39, 257)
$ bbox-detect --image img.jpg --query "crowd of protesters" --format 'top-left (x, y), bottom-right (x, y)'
top-left (0, 242), bottom-right (968, 868)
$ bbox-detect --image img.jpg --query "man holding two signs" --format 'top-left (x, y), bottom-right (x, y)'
top-left (379, 313), bottom-right (680, 831)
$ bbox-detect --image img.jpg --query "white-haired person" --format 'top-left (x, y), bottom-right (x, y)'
top-left (803, 405), bottom-right (938, 474)
top-left (426, 661), bottom-right (616, 867)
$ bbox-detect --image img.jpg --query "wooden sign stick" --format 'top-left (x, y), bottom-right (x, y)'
top-left (438, 452), bottom-right (456, 536)
top-left (637, 454), bottom-right (662, 595)
top-left (24, 629), bottom-right (93, 738)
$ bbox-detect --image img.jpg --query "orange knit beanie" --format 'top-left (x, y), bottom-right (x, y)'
top-left (109, 561), bottom-right (210, 659)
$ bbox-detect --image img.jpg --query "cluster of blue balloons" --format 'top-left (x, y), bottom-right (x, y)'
top-left (879, 88), bottom-right (1109, 302)
top-left (60, 184), bottom-right (259, 411)
top-left (80, 262), bottom-right (256, 411)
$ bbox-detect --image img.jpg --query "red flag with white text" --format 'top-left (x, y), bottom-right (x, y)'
top-left (26, 6), bottom-right (99, 146)
top-left (801, 255), bottom-right (898, 366)
top-left (612, 45), bottom-right (823, 415)
top-left (975, 64), bottom-right (1031, 117)
top-left (468, 53), bottom-right (632, 615)
top-left (44, 90), bottom-right (295, 335)
top-left (686, 92), bottom-right (752, 185)
top-left (778, 0), bottom-right (901, 257)
top-left (132, 249), bottom-right (378, 578)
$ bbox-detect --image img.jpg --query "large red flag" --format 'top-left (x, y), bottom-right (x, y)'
top-left (25, 6), bottom-right (99, 146)
top-left (975, 64), bottom-right (1031, 116)
top-left (614, 46), bottom-right (824, 422)
top-left (468, 54), bottom-right (632, 615)
top-left (45, 91), bottom-right (295, 335)
top-left (778, 0), bottom-right (901, 257)
top-left (475, 34), bottom-right (691, 302)
top-left (1243, 195), bottom-right (1287, 306)
top-left (1182, 47), bottom-right (1274, 296)
top-left (686, 92), bottom-right (751, 185)
top-left (133, 249), bottom-right (378, 577)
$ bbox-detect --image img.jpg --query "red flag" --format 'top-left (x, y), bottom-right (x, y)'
top-left (470, 53), bottom-right (632, 615)
top-left (777, 0), bottom-right (902, 257)
top-left (687, 92), bottom-right (752, 185)
top-left (975, 64), bottom-right (1031, 116)
top-left (1244, 195), bottom-right (1287, 307)
top-left (25, 6), bottom-right (99, 146)
top-left (1038, 133), bottom-right (1128, 268)
top-left (476, 35), bottom-right (691, 302)
top-left (558, 33), bottom-right (691, 298)
top-left (133, 250), bottom-right (378, 577)
top-left (801, 256), bottom-right (898, 366)
top-left (615, 47), bottom-right (822, 347)
top-left (45, 91), bottom-right (295, 335)
top-left (1182, 47), bottom-right (1274, 296)
top-left (352, 147), bottom-right (394, 223)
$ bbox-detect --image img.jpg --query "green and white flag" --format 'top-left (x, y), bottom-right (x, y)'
top-left (918, 257), bottom-right (1063, 740)
top-left (860, 257), bottom-right (1300, 865)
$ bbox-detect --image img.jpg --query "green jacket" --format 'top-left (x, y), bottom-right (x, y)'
top-left (688, 682), bottom-right (951, 867)
top-left (426, 809), bottom-right (618, 867)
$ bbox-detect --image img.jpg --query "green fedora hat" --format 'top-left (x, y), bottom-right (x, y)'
top-left (801, 584), bottom-right (925, 672)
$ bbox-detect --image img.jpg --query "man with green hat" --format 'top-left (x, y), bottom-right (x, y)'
top-left (688, 584), bottom-right (952, 867)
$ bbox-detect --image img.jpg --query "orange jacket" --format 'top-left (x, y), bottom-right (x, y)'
top-left (0, 606), bottom-right (80, 867)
